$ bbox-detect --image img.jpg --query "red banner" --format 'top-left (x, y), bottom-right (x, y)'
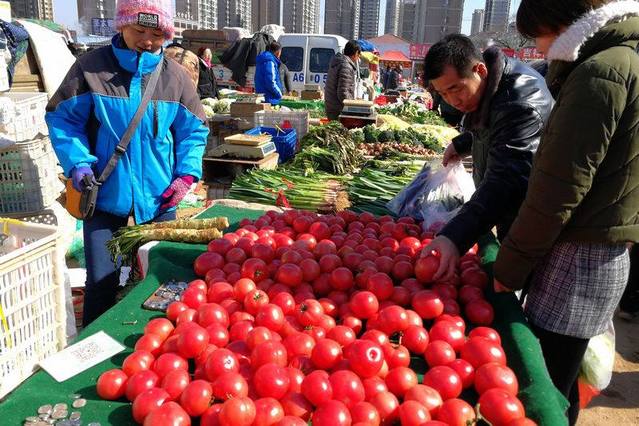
top-left (410, 44), bottom-right (431, 60)
top-left (501, 48), bottom-right (516, 58)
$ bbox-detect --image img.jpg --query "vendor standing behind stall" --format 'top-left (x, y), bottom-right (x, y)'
top-left (46, 0), bottom-right (208, 326)
top-left (325, 40), bottom-right (361, 120)
top-left (420, 34), bottom-right (554, 277)
top-left (197, 47), bottom-right (219, 99)
top-left (255, 42), bottom-right (284, 105)
top-left (494, 1), bottom-right (639, 424)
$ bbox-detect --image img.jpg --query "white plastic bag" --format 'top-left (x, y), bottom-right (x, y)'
top-left (579, 320), bottom-right (615, 391)
top-left (387, 161), bottom-right (475, 231)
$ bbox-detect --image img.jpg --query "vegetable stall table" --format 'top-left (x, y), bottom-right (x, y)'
top-left (0, 205), bottom-right (568, 425)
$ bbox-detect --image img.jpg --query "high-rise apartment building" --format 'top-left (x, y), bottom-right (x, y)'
top-left (324, 0), bottom-right (360, 39)
top-left (198, 0), bottom-right (217, 29)
top-left (359, 0), bottom-right (381, 39)
top-left (9, 0), bottom-right (53, 20)
top-left (400, 0), bottom-right (416, 42)
top-left (252, 0), bottom-right (282, 32)
top-left (471, 9), bottom-right (484, 35)
top-left (413, 0), bottom-right (463, 44)
top-left (384, 0), bottom-right (401, 36)
top-left (175, 0), bottom-right (200, 33)
top-left (77, 0), bottom-right (116, 35)
top-left (217, 0), bottom-right (252, 30)
top-left (282, 0), bottom-right (319, 34)
top-left (483, 0), bottom-right (510, 33)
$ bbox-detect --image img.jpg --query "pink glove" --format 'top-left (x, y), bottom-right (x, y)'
top-left (161, 175), bottom-right (195, 210)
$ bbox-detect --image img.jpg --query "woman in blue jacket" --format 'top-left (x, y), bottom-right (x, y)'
top-left (255, 42), bottom-right (284, 105)
top-left (46, 0), bottom-right (208, 325)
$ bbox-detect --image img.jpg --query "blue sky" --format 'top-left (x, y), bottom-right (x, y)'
top-left (53, 0), bottom-right (522, 37)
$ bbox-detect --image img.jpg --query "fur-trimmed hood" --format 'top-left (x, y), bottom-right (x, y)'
top-left (548, 0), bottom-right (639, 62)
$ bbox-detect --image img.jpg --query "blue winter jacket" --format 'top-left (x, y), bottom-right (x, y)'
top-left (46, 35), bottom-right (208, 224)
top-left (254, 51), bottom-right (283, 105)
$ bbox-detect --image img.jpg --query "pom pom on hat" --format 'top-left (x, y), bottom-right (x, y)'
top-left (115, 0), bottom-right (175, 39)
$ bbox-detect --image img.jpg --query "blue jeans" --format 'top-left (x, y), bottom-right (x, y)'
top-left (82, 209), bottom-right (176, 326)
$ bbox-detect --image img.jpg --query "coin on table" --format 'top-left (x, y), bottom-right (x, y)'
top-left (71, 398), bottom-right (86, 409)
top-left (69, 412), bottom-right (81, 421)
top-left (53, 403), bottom-right (67, 412)
top-left (25, 416), bottom-right (39, 423)
top-left (38, 405), bottom-right (53, 415)
top-left (38, 414), bottom-right (50, 420)
top-left (52, 410), bottom-right (68, 420)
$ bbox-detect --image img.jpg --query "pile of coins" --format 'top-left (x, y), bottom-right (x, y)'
top-left (24, 395), bottom-right (100, 426)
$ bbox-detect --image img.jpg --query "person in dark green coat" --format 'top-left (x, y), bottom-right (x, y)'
top-left (493, 1), bottom-right (639, 424)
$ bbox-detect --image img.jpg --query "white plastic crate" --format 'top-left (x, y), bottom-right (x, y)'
top-left (0, 92), bottom-right (49, 142)
top-left (0, 136), bottom-right (60, 214)
top-left (0, 219), bottom-right (66, 398)
top-left (254, 110), bottom-right (310, 142)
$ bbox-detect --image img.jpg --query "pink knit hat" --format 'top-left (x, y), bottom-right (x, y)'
top-left (115, 0), bottom-right (175, 39)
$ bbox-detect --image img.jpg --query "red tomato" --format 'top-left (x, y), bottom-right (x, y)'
top-left (275, 416), bottom-right (307, 426)
top-left (194, 252), bottom-right (225, 277)
top-left (460, 337), bottom-right (507, 369)
top-left (197, 302), bottom-right (230, 328)
top-left (181, 287), bottom-right (207, 309)
top-left (153, 353), bottom-right (188, 379)
top-left (96, 369), bottom-right (128, 400)
top-left (246, 326), bottom-right (274, 349)
top-left (297, 299), bottom-right (324, 327)
top-left (384, 344), bottom-right (411, 369)
top-left (313, 238), bottom-right (337, 256)
top-left (385, 366), bottom-right (418, 398)
top-left (374, 256), bottom-right (394, 273)
top-left (351, 401), bottom-right (381, 425)
top-left (276, 263), bottom-right (304, 287)
top-left (368, 391), bottom-right (400, 423)
top-left (251, 243), bottom-right (276, 263)
top-left (392, 260), bottom-right (415, 281)
top-left (399, 400), bottom-right (432, 426)
top-left (219, 396), bottom-right (256, 426)
top-left (329, 370), bottom-right (365, 408)
top-left (312, 400), bottom-right (352, 426)
top-left (478, 388), bottom-right (526, 426)
top-left (161, 369), bottom-right (190, 401)
top-left (212, 372), bottom-right (249, 400)
top-left (465, 299), bottom-right (495, 326)
top-left (240, 258), bottom-right (269, 282)
top-left (327, 325), bottom-right (356, 347)
top-left (253, 397), bottom-right (286, 426)
top-left (377, 305), bottom-right (409, 335)
top-left (429, 321), bottom-right (466, 352)
top-left (205, 348), bottom-right (240, 380)
top-left (345, 339), bottom-right (384, 378)
top-left (122, 351), bottom-right (154, 377)
top-left (435, 398), bottom-right (476, 426)
top-left (251, 341), bottom-right (288, 369)
top-left (367, 272), bottom-right (394, 301)
top-left (422, 366), bottom-right (462, 400)
top-left (468, 326), bottom-right (502, 345)
top-left (310, 338), bottom-right (342, 370)
top-left (132, 388), bottom-right (170, 423)
top-left (166, 301), bottom-right (189, 322)
top-left (402, 325), bottom-right (429, 355)
top-left (330, 267), bottom-right (354, 291)
top-left (349, 291), bottom-right (379, 320)
top-left (244, 289), bottom-right (269, 316)
top-left (125, 370), bottom-right (159, 402)
top-left (135, 334), bottom-right (164, 357)
top-left (200, 404), bottom-right (223, 426)
top-left (362, 376), bottom-right (388, 400)
top-left (506, 418), bottom-right (538, 426)
top-left (226, 247), bottom-right (247, 265)
top-left (255, 303), bottom-right (285, 332)
top-left (302, 370), bottom-right (333, 406)
top-left (411, 290), bottom-right (444, 319)
top-left (424, 340), bottom-right (456, 367)
top-left (253, 363), bottom-right (291, 399)
top-left (458, 285), bottom-right (484, 305)
top-left (280, 392), bottom-right (313, 421)
top-left (143, 401), bottom-right (191, 426)
top-left (475, 362), bottom-right (519, 395)
top-left (144, 318), bottom-right (174, 341)
top-left (208, 238), bottom-right (233, 255)
top-left (319, 254), bottom-right (342, 273)
top-left (405, 384), bottom-right (443, 416)
top-left (414, 256), bottom-right (440, 283)
top-left (299, 258), bottom-right (321, 282)
top-left (177, 325), bottom-right (209, 359)
top-left (448, 359), bottom-right (475, 389)
top-left (179, 380), bottom-right (213, 417)
top-left (461, 268), bottom-right (489, 289)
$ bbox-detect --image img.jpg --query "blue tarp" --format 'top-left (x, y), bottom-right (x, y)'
top-left (358, 39), bottom-right (376, 52)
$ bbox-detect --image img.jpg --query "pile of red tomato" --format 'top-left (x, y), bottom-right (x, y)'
top-left (96, 209), bottom-right (536, 426)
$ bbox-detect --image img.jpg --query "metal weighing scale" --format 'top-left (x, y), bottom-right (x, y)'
top-left (209, 132), bottom-right (277, 159)
top-left (339, 99), bottom-right (377, 128)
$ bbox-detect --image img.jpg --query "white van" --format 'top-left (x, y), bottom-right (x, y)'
top-left (278, 34), bottom-right (348, 93)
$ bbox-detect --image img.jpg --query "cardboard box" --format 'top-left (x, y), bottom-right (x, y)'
top-left (301, 90), bottom-right (323, 100)
top-left (230, 102), bottom-right (271, 118)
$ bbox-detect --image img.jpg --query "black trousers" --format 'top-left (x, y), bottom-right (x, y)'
top-left (531, 324), bottom-right (590, 426)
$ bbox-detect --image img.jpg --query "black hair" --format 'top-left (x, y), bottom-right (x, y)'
top-left (344, 40), bottom-right (361, 57)
top-left (517, 0), bottom-right (611, 38)
top-left (268, 41), bottom-right (281, 53)
top-left (423, 34), bottom-right (482, 81)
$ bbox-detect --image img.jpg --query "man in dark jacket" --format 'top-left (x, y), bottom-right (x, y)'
top-left (421, 34), bottom-right (554, 279)
top-left (385, 66), bottom-right (400, 91)
top-left (279, 61), bottom-right (292, 95)
top-left (325, 40), bottom-right (361, 120)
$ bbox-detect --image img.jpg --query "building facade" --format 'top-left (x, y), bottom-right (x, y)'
top-left (175, 0), bottom-right (200, 34)
top-left (413, 0), bottom-right (463, 45)
top-left (217, 0), bottom-right (251, 30)
top-left (252, 0), bottom-right (282, 32)
top-left (400, 0), bottom-right (416, 43)
top-left (471, 8), bottom-right (484, 35)
top-left (359, 0), bottom-right (381, 39)
top-left (9, 0), bottom-right (53, 20)
top-left (282, 0), bottom-right (319, 34)
top-left (483, 0), bottom-right (510, 33)
top-left (324, 0), bottom-right (360, 39)
top-left (384, 0), bottom-right (401, 36)
top-left (198, 0), bottom-right (217, 29)
top-left (76, 0), bottom-right (116, 36)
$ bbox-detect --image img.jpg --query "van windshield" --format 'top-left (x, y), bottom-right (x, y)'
top-left (310, 48), bottom-right (335, 73)
top-left (281, 47), bottom-right (303, 72)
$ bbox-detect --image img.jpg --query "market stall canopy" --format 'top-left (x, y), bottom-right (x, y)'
top-left (379, 50), bottom-right (411, 65)
top-left (360, 51), bottom-right (380, 64)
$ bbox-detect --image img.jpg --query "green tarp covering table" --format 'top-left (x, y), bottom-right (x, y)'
top-left (0, 205), bottom-right (568, 425)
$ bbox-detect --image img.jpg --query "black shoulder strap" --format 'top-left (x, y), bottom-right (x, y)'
top-left (97, 59), bottom-right (163, 184)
